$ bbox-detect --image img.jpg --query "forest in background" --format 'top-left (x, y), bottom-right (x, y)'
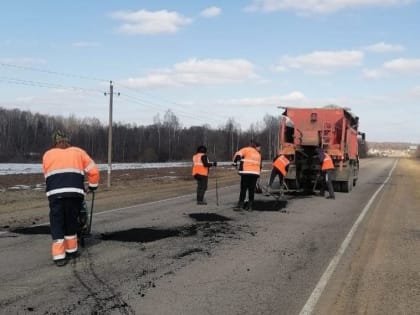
top-left (1, 106), bottom-right (373, 163)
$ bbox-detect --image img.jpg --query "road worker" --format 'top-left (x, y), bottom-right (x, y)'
top-left (192, 145), bottom-right (217, 205)
top-left (268, 152), bottom-right (290, 192)
top-left (316, 147), bottom-right (335, 199)
top-left (232, 140), bottom-right (262, 211)
top-left (42, 130), bottom-right (99, 266)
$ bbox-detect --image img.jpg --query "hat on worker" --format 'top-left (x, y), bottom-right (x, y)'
top-left (52, 130), bottom-right (69, 145)
top-left (197, 145), bottom-right (207, 153)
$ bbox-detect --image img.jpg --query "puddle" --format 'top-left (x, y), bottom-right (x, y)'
top-left (100, 226), bottom-right (198, 243)
top-left (188, 213), bottom-right (232, 222)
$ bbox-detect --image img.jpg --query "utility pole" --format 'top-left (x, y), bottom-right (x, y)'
top-left (104, 81), bottom-right (119, 188)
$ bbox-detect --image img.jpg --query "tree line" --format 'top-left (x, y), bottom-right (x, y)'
top-left (0, 106), bottom-right (369, 163)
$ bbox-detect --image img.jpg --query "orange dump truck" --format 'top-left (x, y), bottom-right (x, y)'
top-left (278, 106), bottom-right (365, 193)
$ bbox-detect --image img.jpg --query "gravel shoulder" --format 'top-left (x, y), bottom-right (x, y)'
top-left (313, 158), bottom-right (420, 315)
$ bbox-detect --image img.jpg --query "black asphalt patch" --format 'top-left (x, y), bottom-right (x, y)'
top-left (252, 200), bottom-right (288, 211)
top-left (100, 226), bottom-right (198, 243)
top-left (188, 213), bottom-right (232, 222)
top-left (11, 225), bottom-right (51, 235)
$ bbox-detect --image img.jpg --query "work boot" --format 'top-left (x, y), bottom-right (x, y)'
top-left (197, 200), bottom-right (207, 205)
top-left (66, 251), bottom-right (80, 259)
top-left (247, 201), bottom-right (254, 211)
top-left (233, 201), bottom-right (244, 211)
top-left (54, 258), bottom-right (68, 267)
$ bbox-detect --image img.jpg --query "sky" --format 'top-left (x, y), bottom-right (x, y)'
top-left (0, 0), bottom-right (419, 143)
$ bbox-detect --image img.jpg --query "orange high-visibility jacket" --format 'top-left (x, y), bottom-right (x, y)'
top-left (273, 155), bottom-right (290, 176)
top-left (322, 153), bottom-right (334, 171)
top-left (42, 146), bottom-right (99, 198)
top-left (233, 146), bottom-right (261, 176)
top-left (192, 153), bottom-right (209, 176)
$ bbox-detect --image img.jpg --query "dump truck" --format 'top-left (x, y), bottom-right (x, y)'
top-left (278, 106), bottom-right (365, 193)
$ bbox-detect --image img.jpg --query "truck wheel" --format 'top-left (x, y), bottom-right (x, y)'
top-left (342, 175), bottom-right (353, 193)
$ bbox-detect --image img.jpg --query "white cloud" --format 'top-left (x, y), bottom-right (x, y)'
top-left (72, 41), bottom-right (101, 48)
top-left (364, 58), bottom-right (420, 79)
top-left (410, 86), bottom-right (420, 97)
top-left (118, 58), bottom-right (258, 89)
top-left (244, 0), bottom-right (414, 14)
top-left (200, 6), bottom-right (222, 18)
top-left (362, 68), bottom-right (384, 79)
top-left (110, 9), bottom-right (192, 35)
top-left (273, 50), bottom-right (364, 73)
top-left (220, 91), bottom-right (306, 106)
top-left (383, 58), bottom-right (420, 74)
top-left (364, 42), bottom-right (405, 53)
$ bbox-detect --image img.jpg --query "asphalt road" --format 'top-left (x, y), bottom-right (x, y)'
top-left (0, 157), bottom-right (416, 315)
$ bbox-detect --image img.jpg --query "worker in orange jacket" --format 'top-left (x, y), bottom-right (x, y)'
top-left (232, 140), bottom-right (262, 211)
top-left (42, 130), bottom-right (99, 266)
top-left (192, 145), bottom-right (217, 205)
top-left (268, 152), bottom-right (290, 191)
top-left (316, 147), bottom-right (335, 199)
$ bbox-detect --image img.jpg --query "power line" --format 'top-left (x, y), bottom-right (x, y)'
top-left (0, 62), bottom-right (107, 82)
top-left (116, 83), bottom-right (232, 122)
top-left (119, 93), bottom-right (222, 126)
top-left (0, 76), bottom-right (104, 94)
top-left (0, 62), bottom-right (243, 127)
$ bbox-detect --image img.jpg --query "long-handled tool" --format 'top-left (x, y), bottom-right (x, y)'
top-left (214, 165), bottom-right (219, 206)
top-left (87, 190), bottom-right (95, 234)
top-left (312, 172), bottom-right (321, 193)
top-left (79, 190), bottom-right (95, 247)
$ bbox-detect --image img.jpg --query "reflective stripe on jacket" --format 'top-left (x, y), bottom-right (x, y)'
top-left (192, 153), bottom-right (209, 176)
top-left (42, 146), bottom-right (99, 198)
top-left (233, 146), bottom-right (261, 175)
top-left (273, 155), bottom-right (290, 176)
top-left (322, 153), bottom-right (334, 170)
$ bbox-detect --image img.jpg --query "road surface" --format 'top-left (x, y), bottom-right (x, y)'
top-left (0, 157), bottom-right (419, 315)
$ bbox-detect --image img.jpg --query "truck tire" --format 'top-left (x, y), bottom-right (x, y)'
top-left (342, 173), bottom-right (353, 192)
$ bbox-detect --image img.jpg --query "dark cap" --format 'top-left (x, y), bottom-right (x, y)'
top-left (197, 145), bottom-right (207, 153)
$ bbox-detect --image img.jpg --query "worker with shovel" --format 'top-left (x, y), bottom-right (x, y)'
top-left (267, 151), bottom-right (290, 193)
top-left (42, 130), bottom-right (99, 266)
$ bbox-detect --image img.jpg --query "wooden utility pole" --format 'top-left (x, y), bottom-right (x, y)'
top-left (104, 81), bottom-right (119, 188)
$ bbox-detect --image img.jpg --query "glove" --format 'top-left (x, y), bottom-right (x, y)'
top-left (88, 185), bottom-right (97, 191)
top-left (213, 161), bottom-right (217, 167)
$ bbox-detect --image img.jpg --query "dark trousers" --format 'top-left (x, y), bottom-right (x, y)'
top-left (239, 174), bottom-right (259, 203)
top-left (320, 170), bottom-right (335, 198)
top-left (194, 175), bottom-right (208, 202)
top-left (268, 168), bottom-right (284, 187)
top-left (49, 197), bottom-right (83, 240)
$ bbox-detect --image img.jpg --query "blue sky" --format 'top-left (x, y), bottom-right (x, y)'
top-left (1, 0), bottom-right (419, 143)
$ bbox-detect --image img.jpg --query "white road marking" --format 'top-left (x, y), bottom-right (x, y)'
top-left (299, 159), bottom-right (399, 315)
top-left (16, 185), bottom-right (237, 227)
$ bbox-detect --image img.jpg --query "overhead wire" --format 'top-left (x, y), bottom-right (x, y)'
top-left (0, 61), bottom-right (239, 127)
